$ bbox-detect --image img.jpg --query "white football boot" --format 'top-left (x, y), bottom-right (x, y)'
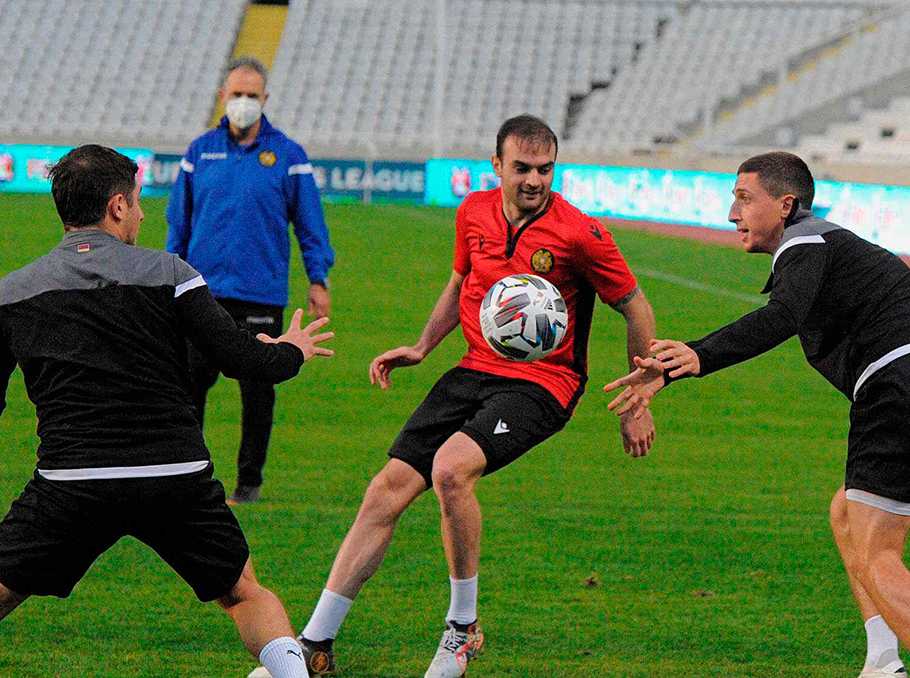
top-left (423, 621), bottom-right (484, 678)
top-left (859, 650), bottom-right (907, 677)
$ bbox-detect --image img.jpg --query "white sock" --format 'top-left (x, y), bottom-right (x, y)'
top-left (302, 589), bottom-right (354, 642)
top-left (446, 575), bottom-right (478, 625)
top-left (259, 636), bottom-right (308, 678)
top-left (865, 615), bottom-right (901, 668)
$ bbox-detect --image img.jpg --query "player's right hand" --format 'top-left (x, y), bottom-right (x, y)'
top-left (603, 355), bottom-right (667, 419)
top-left (369, 346), bottom-right (423, 390)
top-left (259, 309), bottom-right (334, 362)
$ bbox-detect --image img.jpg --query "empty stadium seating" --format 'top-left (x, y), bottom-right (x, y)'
top-left (698, 4), bottom-right (910, 159)
top-left (2, 0), bottom-right (908, 163)
top-left (565, 1), bottom-right (872, 154)
top-left (797, 96), bottom-right (910, 163)
top-left (0, 0), bottom-right (246, 149)
top-left (252, 0), bottom-right (678, 157)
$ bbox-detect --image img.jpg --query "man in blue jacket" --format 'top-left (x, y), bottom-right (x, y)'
top-left (167, 55), bottom-right (334, 505)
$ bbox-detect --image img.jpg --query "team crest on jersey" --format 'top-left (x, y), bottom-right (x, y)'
top-left (259, 151), bottom-right (277, 167)
top-left (531, 248), bottom-right (554, 273)
top-left (588, 222), bottom-right (603, 241)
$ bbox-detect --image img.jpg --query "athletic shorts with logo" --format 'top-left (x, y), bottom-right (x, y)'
top-left (845, 355), bottom-right (910, 503)
top-left (0, 464), bottom-right (249, 601)
top-left (388, 367), bottom-right (572, 487)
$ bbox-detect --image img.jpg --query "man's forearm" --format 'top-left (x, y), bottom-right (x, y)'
top-left (689, 301), bottom-right (796, 377)
top-left (615, 289), bottom-right (655, 369)
top-left (178, 285), bottom-right (303, 382)
top-left (414, 275), bottom-right (463, 358)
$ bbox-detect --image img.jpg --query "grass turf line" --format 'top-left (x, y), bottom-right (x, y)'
top-left (0, 194), bottom-right (859, 677)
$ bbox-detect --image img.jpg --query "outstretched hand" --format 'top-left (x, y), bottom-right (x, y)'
top-left (604, 355), bottom-right (667, 419)
top-left (603, 339), bottom-right (700, 419)
top-left (369, 346), bottom-right (424, 390)
top-left (257, 309), bottom-right (334, 362)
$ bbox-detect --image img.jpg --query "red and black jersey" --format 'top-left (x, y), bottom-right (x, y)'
top-left (454, 188), bottom-right (637, 410)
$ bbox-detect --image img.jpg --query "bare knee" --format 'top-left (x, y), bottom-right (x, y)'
top-left (431, 457), bottom-right (482, 505)
top-left (217, 560), bottom-right (271, 614)
top-left (432, 462), bottom-right (470, 500)
top-left (360, 463), bottom-right (425, 523)
top-left (830, 487), bottom-right (849, 538)
top-left (431, 437), bottom-right (485, 503)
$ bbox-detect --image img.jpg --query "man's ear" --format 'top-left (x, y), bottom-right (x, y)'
top-left (781, 194), bottom-right (796, 219)
top-left (108, 193), bottom-right (127, 222)
top-left (491, 155), bottom-right (502, 177)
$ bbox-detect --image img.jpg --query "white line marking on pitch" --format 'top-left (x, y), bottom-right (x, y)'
top-left (380, 205), bottom-right (764, 306)
top-left (634, 266), bottom-right (765, 305)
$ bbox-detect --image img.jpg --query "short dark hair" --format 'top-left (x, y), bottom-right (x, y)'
top-left (737, 151), bottom-right (815, 209)
top-left (224, 55), bottom-right (268, 89)
top-left (496, 114), bottom-right (558, 159)
top-left (49, 145), bottom-right (138, 228)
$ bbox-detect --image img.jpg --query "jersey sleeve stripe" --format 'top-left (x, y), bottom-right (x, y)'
top-left (174, 275), bottom-right (206, 298)
top-left (288, 163), bottom-right (313, 176)
top-left (180, 158), bottom-right (195, 173)
top-left (772, 235), bottom-right (825, 272)
top-left (853, 343), bottom-right (910, 399)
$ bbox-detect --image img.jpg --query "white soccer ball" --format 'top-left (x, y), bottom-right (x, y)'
top-left (479, 274), bottom-right (568, 362)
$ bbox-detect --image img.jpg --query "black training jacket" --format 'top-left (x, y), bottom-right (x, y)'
top-left (0, 229), bottom-right (303, 473)
top-left (688, 210), bottom-right (910, 400)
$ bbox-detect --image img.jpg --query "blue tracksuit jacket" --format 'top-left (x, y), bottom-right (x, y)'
top-left (166, 115), bottom-right (334, 307)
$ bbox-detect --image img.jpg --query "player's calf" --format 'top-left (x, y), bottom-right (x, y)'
top-left (0, 582), bottom-right (28, 622)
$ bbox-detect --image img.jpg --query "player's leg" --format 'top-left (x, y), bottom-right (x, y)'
top-left (289, 459), bottom-right (428, 675)
top-left (846, 497), bottom-right (910, 652)
top-left (420, 433), bottom-right (487, 678)
top-left (321, 459), bottom-right (428, 600)
top-left (842, 359), bottom-right (910, 675)
top-left (231, 302), bottom-right (284, 504)
top-left (294, 369), bottom-right (476, 676)
top-left (830, 487), bottom-right (904, 676)
top-left (232, 379), bottom-right (276, 503)
top-left (0, 475), bottom-right (120, 623)
top-left (129, 467), bottom-right (307, 676)
top-left (217, 559), bottom-right (307, 678)
top-left (423, 379), bottom-right (569, 678)
top-left (432, 431), bottom-right (485, 594)
top-left (0, 582), bottom-right (28, 621)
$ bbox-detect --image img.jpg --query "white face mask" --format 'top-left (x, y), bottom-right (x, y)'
top-left (225, 96), bottom-right (262, 130)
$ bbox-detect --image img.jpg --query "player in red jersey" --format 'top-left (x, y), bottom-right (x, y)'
top-left (249, 116), bottom-right (656, 678)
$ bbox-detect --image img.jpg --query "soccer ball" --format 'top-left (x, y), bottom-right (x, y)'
top-left (479, 274), bottom-right (568, 362)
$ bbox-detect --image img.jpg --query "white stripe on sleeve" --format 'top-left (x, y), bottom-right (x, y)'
top-left (771, 235), bottom-right (825, 272)
top-left (853, 343), bottom-right (910, 399)
top-left (180, 158), bottom-right (195, 173)
top-left (288, 162), bottom-right (313, 176)
top-left (174, 275), bottom-right (206, 298)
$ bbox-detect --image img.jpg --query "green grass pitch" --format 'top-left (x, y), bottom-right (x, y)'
top-left (0, 193), bottom-right (864, 677)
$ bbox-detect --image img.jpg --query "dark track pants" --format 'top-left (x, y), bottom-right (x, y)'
top-left (187, 298), bottom-right (284, 490)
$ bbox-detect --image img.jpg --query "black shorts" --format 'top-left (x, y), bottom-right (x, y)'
top-left (388, 367), bottom-right (571, 487)
top-left (0, 464), bottom-right (249, 602)
top-left (846, 355), bottom-right (910, 502)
